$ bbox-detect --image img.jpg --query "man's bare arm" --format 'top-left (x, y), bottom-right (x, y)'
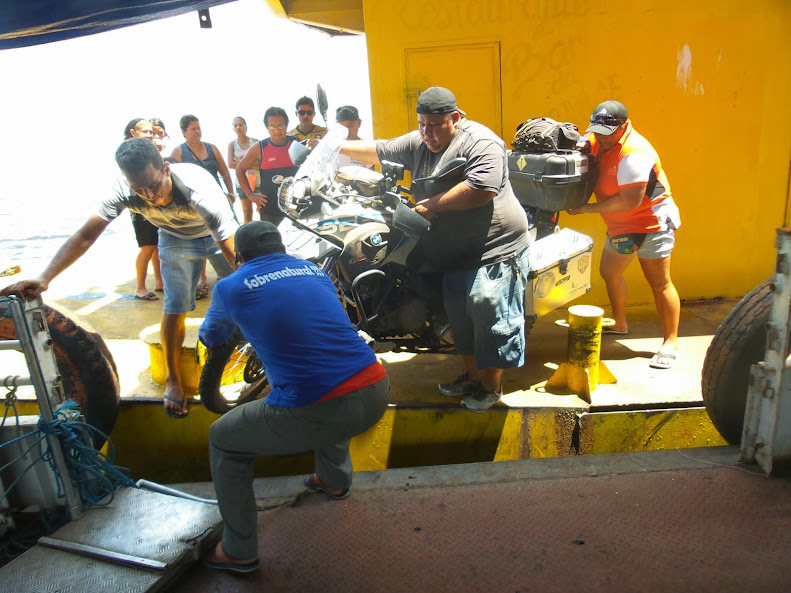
top-left (0, 215), bottom-right (110, 301)
top-left (414, 182), bottom-right (496, 220)
top-left (216, 236), bottom-right (236, 267)
top-left (340, 141), bottom-right (380, 166)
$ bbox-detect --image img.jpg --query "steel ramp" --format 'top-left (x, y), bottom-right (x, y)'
top-left (0, 486), bottom-right (221, 593)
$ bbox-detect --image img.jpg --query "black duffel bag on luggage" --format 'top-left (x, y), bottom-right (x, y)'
top-left (512, 117), bottom-right (581, 153)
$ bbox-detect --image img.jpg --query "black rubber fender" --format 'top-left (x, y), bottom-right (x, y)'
top-left (0, 305), bottom-right (120, 444)
top-left (701, 279), bottom-right (774, 444)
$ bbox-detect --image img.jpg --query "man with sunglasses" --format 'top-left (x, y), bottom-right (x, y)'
top-left (0, 138), bottom-right (238, 417)
top-left (566, 100), bottom-right (681, 369)
top-left (288, 96), bottom-right (326, 142)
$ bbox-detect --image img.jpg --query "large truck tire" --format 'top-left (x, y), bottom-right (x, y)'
top-left (0, 305), bottom-right (120, 444)
top-left (701, 279), bottom-right (773, 444)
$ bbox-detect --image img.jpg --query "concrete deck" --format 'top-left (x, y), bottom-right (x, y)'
top-left (1, 263), bottom-right (735, 483)
top-left (4, 264), bottom-right (737, 408)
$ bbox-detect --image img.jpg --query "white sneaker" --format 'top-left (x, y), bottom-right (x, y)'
top-left (438, 373), bottom-right (480, 397)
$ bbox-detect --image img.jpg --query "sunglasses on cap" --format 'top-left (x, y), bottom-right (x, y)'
top-left (590, 113), bottom-right (625, 126)
top-left (296, 109), bottom-right (314, 116)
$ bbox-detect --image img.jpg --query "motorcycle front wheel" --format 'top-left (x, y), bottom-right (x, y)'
top-left (198, 330), bottom-right (268, 415)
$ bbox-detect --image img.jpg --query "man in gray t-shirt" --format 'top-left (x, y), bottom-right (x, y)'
top-left (339, 86), bottom-right (530, 412)
top-left (1, 139), bottom-right (238, 419)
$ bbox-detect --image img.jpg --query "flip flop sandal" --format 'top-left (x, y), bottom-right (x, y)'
top-left (196, 284), bottom-right (209, 300)
top-left (134, 292), bottom-right (159, 301)
top-left (163, 394), bottom-right (188, 418)
top-left (649, 352), bottom-right (676, 369)
top-left (304, 475), bottom-right (351, 500)
top-left (602, 326), bottom-right (629, 335)
top-left (203, 557), bottom-right (260, 573)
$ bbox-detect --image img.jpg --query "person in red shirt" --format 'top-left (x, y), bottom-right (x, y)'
top-left (235, 107), bottom-right (298, 226)
top-left (567, 100), bottom-right (681, 369)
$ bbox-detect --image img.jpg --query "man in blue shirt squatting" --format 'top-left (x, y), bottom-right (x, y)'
top-left (0, 138), bottom-right (237, 419)
top-left (198, 221), bottom-right (390, 573)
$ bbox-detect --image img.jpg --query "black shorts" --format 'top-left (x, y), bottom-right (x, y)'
top-left (131, 212), bottom-right (159, 247)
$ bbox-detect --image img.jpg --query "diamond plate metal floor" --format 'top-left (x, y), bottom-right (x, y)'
top-left (0, 488), bottom-right (221, 593)
top-left (167, 446), bottom-right (791, 593)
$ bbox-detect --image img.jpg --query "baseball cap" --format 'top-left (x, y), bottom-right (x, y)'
top-left (585, 100), bottom-right (628, 135)
top-left (335, 105), bottom-right (360, 121)
top-left (416, 86), bottom-right (466, 116)
top-left (234, 221), bottom-right (284, 256)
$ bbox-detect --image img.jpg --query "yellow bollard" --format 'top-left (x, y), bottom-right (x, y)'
top-left (544, 305), bottom-right (616, 403)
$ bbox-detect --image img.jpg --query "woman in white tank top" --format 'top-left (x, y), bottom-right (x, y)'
top-left (227, 116), bottom-right (259, 223)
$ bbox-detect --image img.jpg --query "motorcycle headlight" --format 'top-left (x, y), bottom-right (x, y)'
top-left (292, 178), bottom-right (307, 200)
top-left (277, 178), bottom-right (293, 213)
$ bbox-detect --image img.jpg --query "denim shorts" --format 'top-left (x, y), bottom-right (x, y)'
top-left (157, 231), bottom-right (234, 314)
top-left (236, 178), bottom-right (260, 200)
top-left (604, 229), bottom-right (676, 259)
top-left (443, 247), bottom-right (530, 369)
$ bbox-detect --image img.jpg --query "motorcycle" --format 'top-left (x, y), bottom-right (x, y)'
top-left (199, 126), bottom-right (595, 414)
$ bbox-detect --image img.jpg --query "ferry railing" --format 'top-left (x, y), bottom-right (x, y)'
top-left (0, 296), bottom-right (83, 521)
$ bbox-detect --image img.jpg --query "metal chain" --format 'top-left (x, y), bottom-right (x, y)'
top-left (2, 377), bottom-right (20, 427)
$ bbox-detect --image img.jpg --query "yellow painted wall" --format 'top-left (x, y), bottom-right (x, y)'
top-left (361, 0), bottom-right (791, 304)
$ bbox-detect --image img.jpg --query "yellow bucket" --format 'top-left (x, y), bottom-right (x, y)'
top-left (139, 319), bottom-right (205, 394)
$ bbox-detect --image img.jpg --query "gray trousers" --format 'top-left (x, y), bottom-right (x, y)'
top-left (209, 375), bottom-right (390, 558)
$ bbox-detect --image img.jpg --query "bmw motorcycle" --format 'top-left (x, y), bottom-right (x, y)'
top-left (199, 126), bottom-right (595, 414)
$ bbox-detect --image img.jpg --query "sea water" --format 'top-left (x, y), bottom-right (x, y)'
top-left (0, 0), bottom-right (371, 297)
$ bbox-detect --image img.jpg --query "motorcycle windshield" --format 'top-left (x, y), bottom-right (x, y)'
top-left (293, 125), bottom-right (348, 194)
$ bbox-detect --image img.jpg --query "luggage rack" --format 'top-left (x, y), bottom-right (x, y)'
top-left (0, 296), bottom-right (221, 593)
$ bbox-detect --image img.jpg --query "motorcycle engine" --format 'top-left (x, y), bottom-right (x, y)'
top-left (373, 294), bottom-right (428, 335)
top-left (338, 222), bottom-right (391, 282)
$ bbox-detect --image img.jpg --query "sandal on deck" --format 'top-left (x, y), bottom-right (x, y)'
top-left (203, 543), bottom-right (260, 573)
top-left (164, 394), bottom-right (188, 418)
top-left (304, 475), bottom-right (351, 500)
top-left (134, 292), bottom-right (159, 301)
top-left (196, 283), bottom-right (209, 300)
top-left (203, 557), bottom-right (260, 573)
top-left (649, 352), bottom-right (676, 370)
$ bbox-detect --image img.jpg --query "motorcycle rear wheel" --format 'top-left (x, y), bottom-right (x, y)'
top-left (198, 330), bottom-right (268, 415)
